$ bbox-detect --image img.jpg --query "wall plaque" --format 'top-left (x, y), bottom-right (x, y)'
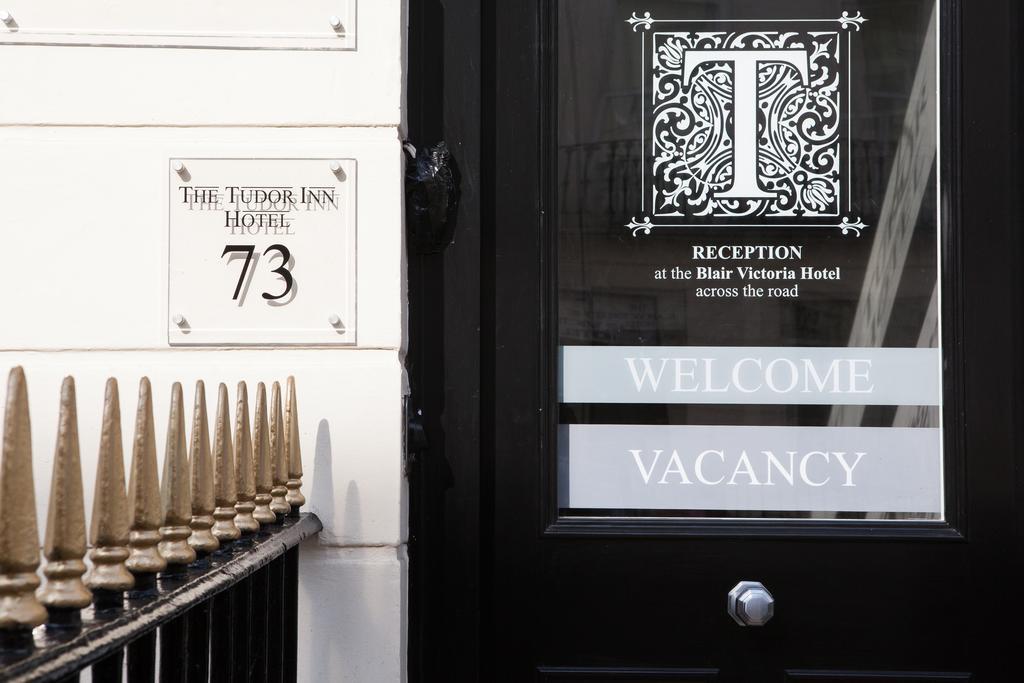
top-left (0, 1), bottom-right (356, 50)
top-left (168, 158), bottom-right (356, 346)
top-left (555, 0), bottom-right (942, 521)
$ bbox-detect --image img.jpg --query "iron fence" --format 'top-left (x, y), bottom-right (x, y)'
top-left (0, 369), bottom-right (320, 682)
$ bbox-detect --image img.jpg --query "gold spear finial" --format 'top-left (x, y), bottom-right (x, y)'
top-left (159, 383), bottom-right (195, 569)
top-left (86, 378), bottom-right (135, 600)
top-left (252, 383), bottom-right (276, 526)
top-left (0, 367), bottom-right (47, 631)
top-left (187, 381), bottom-right (218, 557)
top-left (233, 382), bottom-right (259, 536)
top-left (212, 383), bottom-right (240, 545)
top-left (269, 382), bottom-right (290, 520)
top-left (126, 378), bottom-right (167, 583)
top-left (284, 376), bottom-right (305, 514)
top-left (38, 377), bottom-right (92, 616)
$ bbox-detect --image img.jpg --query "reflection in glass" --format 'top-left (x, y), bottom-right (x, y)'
top-left (555, 0), bottom-right (942, 521)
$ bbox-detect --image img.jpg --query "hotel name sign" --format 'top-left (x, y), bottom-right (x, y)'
top-left (168, 158), bottom-right (357, 346)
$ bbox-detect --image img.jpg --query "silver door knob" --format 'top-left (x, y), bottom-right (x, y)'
top-left (727, 581), bottom-right (774, 626)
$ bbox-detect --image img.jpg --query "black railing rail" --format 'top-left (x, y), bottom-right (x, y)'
top-left (0, 369), bottom-right (317, 683)
top-left (0, 516), bottom-right (320, 683)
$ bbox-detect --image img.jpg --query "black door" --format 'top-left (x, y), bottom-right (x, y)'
top-left (408, 1), bottom-right (1023, 681)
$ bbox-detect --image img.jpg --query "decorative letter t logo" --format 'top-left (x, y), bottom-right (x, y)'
top-left (682, 50), bottom-right (810, 200)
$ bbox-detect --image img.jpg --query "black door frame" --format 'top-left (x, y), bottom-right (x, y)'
top-left (407, 1), bottom-right (487, 681)
top-left (407, 1), bottom-right (1024, 680)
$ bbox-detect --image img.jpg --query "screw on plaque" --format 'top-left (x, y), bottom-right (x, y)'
top-left (172, 161), bottom-right (191, 182)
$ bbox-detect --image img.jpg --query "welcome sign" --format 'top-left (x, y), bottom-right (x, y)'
top-left (556, 1), bottom-right (941, 520)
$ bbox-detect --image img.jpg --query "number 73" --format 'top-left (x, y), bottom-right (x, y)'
top-left (221, 244), bottom-right (295, 302)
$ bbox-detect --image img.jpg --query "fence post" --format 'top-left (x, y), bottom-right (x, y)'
top-left (213, 383), bottom-right (241, 548)
top-left (234, 381), bottom-right (261, 538)
top-left (284, 377), bottom-right (305, 516)
top-left (158, 382), bottom-right (196, 574)
top-left (251, 565), bottom-right (270, 682)
top-left (189, 380), bottom-right (219, 560)
top-left (125, 378), bottom-right (164, 683)
top-left (159, 383), bottom-right (192, 683)
top-left (126, 377), bottom-right (167, 592)
top-left (88, 379), bottom-right (134, 682)
top-left (252, 383), bottom-right (276, 527)
top-left (283, 545), bottom-right (300, 683)
top-left (186, 599), bottom-right (211, 681)
top-left (267, 556), bottom-right (285, 683)
top-left (210, 382), bottom-right (240, 682)
top-left (0, 367), bottom-right (47, 652)
top-left (38, 376), bottom-right (93, 627)
top-left (270, 382), bottom-right (291, 523)
top-left (86, 378), bottom-right (135, 608)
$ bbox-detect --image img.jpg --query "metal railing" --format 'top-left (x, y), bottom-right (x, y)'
top-left (0, 369), bottom-right (322, 682)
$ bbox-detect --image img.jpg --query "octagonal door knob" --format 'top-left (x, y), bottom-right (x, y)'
top-left (727, 580), bottom-right (775, 626)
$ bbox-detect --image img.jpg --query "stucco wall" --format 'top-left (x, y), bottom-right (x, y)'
top-left (0, 2), bottom-right (408, 680)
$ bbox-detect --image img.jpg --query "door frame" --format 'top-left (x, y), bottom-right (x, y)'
top-left (406, 1), bottom-right (487, 681)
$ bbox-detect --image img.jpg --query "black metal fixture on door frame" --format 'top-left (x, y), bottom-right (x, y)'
top-left (405, 140), bottom-right (461, 255)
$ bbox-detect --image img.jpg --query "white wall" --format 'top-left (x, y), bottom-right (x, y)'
top-left (0, 2), bottom-right (408, 681)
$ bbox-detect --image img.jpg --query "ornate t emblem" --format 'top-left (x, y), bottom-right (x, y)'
top-left (626, 12), bottom-right (867, 236)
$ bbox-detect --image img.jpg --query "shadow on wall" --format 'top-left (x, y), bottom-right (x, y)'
top-left (311, 417), bottom-right (368, 545)
top-left (311, 419), bottom-right (335, 529)
top-left (300, 419), bottom-right (398, 680)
